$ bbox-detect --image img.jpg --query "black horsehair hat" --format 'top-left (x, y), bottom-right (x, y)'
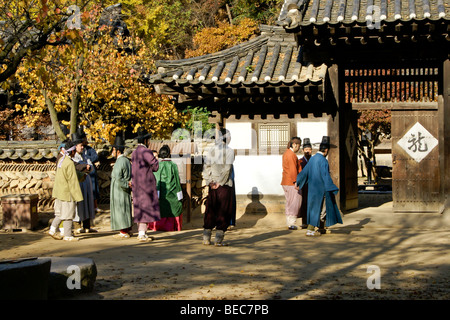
top-left (303, 138), bottom-right (312, 148)
top-left (320, 136), bottom-right (331, 149)
top-left (112, 133), bottom-right (126, 152)
top-left (76, 127), bottom-right (86, 138)
top-left (135, 126), bottom-right (152, 140)
top-left (70, 133), bottom-right (83, 145)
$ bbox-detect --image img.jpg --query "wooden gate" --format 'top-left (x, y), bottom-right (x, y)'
top-left (344, 62), bottom-right (444, 212)
top-left (391, 109), bottom-right (441, 212)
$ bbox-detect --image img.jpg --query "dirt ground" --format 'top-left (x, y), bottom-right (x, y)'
top-left (1, 193), bottom-right (450, 302)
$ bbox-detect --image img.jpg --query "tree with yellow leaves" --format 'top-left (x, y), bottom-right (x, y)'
top-left (0, 0), bottom-right (92, 83)
top-left (15, 3), bottom-right (186, 144)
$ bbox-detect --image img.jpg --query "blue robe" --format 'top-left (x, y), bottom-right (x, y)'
top-left (296, 152), bottom-right (343, 227)
top-left (83, 146), bottom-right (99, 200)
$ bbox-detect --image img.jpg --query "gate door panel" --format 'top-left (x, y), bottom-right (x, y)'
top-left (392, 110), bottom-right (441, 212)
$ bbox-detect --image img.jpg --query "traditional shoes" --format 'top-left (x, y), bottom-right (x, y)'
top-left (305, 230), bottom-right (321, 237)
top-left (75, 228), bottom-right (98, 234)
top-left (214, 230), bottom-right (225, 246)
top-left (49, 230), bottom-right (80, 241)
top-left (202, 229), bottom-right (228, 246)
top-left (48, 231), bottom-right (63, 240)
top-left (202, 229), bottom-right (212, 245)
top-left (137, 235), bottom-right (154, 242)
top-left (63, 236), bottom-right (79, 241)
top-left (113, 232), bottom-right (131, 239)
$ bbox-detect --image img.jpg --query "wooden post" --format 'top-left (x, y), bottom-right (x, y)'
top-left (442, 59), bottom-right (450, 211)
top-left (186, 153), bottom-right (192, 223)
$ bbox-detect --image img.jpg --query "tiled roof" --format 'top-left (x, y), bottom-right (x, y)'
top-left (145, 25), bottom-right (327, 104)
top-left (278, 0), bottom-right (449, 28)
top-left (0, 140), bottom-right (197, 161)
top-left (0, 141), bottom-right (61, 161)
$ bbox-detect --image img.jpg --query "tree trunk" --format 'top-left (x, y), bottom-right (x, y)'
top-left (226, 4), bottom-right (233, 25)
top-left (42, 89), bottom-right (66, 141)
top-left (69, 54), bottom-right (85, 134)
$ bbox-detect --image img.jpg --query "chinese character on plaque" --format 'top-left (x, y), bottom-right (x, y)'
top-left (397, 122), bottom-right (438, 163)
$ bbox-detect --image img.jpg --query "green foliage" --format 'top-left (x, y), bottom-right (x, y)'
top-left (229, 0), bottom-right (284, 25)
top-left (183, 106), bottom-right (215, 135)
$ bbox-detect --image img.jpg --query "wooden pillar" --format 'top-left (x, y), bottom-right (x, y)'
top-left (327, 112), bottom-right (341, 209)
top-left (328, 64), bottom-right (359, 212)
top-left (442, 59), bottom-right (450, 211)
top-left (186, 154), bottom-right (192, 223)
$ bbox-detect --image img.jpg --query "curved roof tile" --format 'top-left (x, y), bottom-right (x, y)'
top-left (0, 140), bottom-right (197, 161)
top-left (278, 0), bottom-right (449, 28)
top-left (146, 25), bottom-right (327, 103)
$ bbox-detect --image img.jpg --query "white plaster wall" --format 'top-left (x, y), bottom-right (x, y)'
top-left (226, 119), bottom-right (329, 196)
top-left (233, 155), bottom-right (285, 196)
top-left (226, 122), bottom-right (253, 150)
top-left (297, 121), bottom-right (328, 145)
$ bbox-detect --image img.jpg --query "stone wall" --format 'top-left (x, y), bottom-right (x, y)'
top-left (0, 140), bottom-right (208, 216)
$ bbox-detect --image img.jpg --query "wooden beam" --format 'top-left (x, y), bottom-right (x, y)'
top-left (352, 102), bottom-right (438, 110)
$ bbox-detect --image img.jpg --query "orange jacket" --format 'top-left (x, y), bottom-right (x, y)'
top-left (281, 148), bottom-right (301, 186)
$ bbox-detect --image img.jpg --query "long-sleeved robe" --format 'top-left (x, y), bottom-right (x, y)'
top-left (281, 148), bottom-right (302, 226)
top-left (148, 159), bottom-right (183, 231)
top-left (110, 155), bottom-right (133, 231)
top-left (72, 152), bottom-right (95, 223)
top-left (298, 156), bottom-right (309, 224)
top-left (131, 145), bottom-right (161, 224)
top-left (83, 145), bottom-right (99, 200)
top-left (296, 152), bottom-right (343, 228)
top-left (202, 142), bottom-right (235, 232)
top-left (53, 156), bottom-right (84, 203)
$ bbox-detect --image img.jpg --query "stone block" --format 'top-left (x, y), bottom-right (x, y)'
top-left (0, 257), bottom-right (51, 300)
top-left (40, 257), bottom-right (97, 299)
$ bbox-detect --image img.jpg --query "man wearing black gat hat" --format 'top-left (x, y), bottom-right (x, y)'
top-left (70, 127), bottom-right (97, 235)
top-left (110, 132), bottom-right (134, 239)
top-left (130, 127), bottom-right (161, 242)
top-left (296, 136), bottom-right (343, 236)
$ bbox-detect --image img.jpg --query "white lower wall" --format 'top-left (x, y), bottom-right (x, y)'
top-left (234, 155), bottom-right (286, 196)
top-left (226, 119), bottom-right (329, 196)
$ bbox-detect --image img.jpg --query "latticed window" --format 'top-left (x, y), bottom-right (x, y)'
top-left (258, 123), bottom-right (289, 150)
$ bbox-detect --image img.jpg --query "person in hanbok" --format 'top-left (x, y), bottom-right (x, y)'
top-left (148, 145), bottom-right (183, 231)
top-left (228, 165), bottom-right (237, 230)
top-left (110, 134), bottom-right (133, 239)
top-left (49, 140), bottom-right (84, 241)
top-left (71, 131), bottom-right (97, 234)
top-left (296, 136), bottom-right (343, 237)
top-left (298, 138), bottom-right (312, 229)
top-left (79, 128), bottom-right (100, 213)
top-left (130, 128), bottom-right (161, 242)
top-left (281, 136), bottom-right (302, 230)
top-left (202, 128), bottom-right (235, 246)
